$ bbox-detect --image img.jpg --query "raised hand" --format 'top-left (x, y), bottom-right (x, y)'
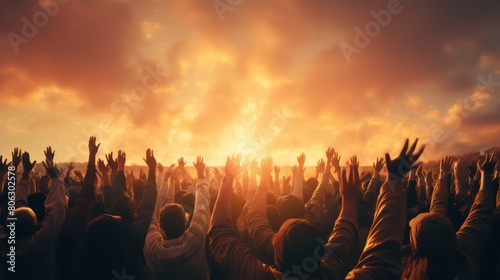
top-left (97, 159), bottom-right (109, 175)
top-left (350, 155), bottom-right (359, 169)
top-left (157, 163), bottom-right (164, 174)
top-left (373, 157), bottom-right (385, 178)
top-left (274, 165), bottom-right (280, 177)
top-left (316, 159), bottom-right (325, 175)
top-left (291, 165), bottom-right (298, 177)
top-left (117, 150), bottom-right (126, 172)
top-left (250, 159), bottom-right (259, 173)
top-left (478, 152), bottom-right (498, 174)
top-left (143, 149), bottom-right (157, 169)
top-left (165, 164), bottom-right (176, 180)
top-left (424, 169), bottom-right (433, 186)
top-left (21, 152), bottom-right (37, 177)
top-left (453, 159), bottom-right (467, 181)
top-left (0, 156), bottom-right (11, 174)
top-left (261, 157), bottom-right (273, 181)
top-left (12, 148), bottom-right (22, 168)
top-left (105, 152), bottom-right (118, 172)
top-left (66, 162), bottom-right (76, 178)
top-left (88, 136), bottom-right (100, 164)
top-left (44, 146), bottom-right (55, 162)
top-left (193, 156), bottom-right (206, 179)
top-left (74, 170), bottom-right (84, 182)
top-left (340, 165), bottom-right (360, 203)
top-left (467, 159), bottom-right (478, 181)
top-left (225, 154), bottom-right (241, 179)
top-left (42, 159), bottom-right (61, 179)
top-left (177, 157), bottom-right (186, 167)
top-left (439, 156), bottom-right (454, 179)
top-left (213, 167), bottom-right (223, 182)
top-left (297, 153), bottom-right (306, 172)
top-left (331, 151), bottom-right (341, 173)
top-left (385, 138), bottom-right (425, 183)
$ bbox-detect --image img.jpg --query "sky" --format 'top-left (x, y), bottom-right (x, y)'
top-left (0, 0), bottom-right (499, 166)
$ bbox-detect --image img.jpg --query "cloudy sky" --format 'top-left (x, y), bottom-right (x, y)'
top-left (0, 0), bottom-right (499, 166)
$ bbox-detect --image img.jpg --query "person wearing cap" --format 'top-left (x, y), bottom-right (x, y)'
top-left (401, 153), bottom-right (496, 279)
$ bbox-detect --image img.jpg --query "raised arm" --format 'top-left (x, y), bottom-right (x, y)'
top-left (186, 156), bottom-right (211, 239)
top-left (305, 148), bottom-right (335, 226)
top-left (453, 159), bottom-right (473, 218)
top-left (455, 153), bottom-right (496, 262)
top-left (322, 155), bottom-right (361, 279)
top-left (430, 156), bottom-right (453, 215)
top-left (347, 138), bottom-right (425, 279)
top-left (363, 157), bottom-right (384, 212)
top-left (15, 152), bottom-right (36, 207)
top-left (291, 153), bottom-right (305, 202)
top-left (246, 157), bottom-right (276, 264)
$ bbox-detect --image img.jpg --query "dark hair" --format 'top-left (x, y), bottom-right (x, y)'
top-left (266, 204), bottom-right (282, 232)
top-left (27, 192), bottom-right (47, 222)
top-left (82, 215), bottom-right (127, 280)
top-left (113, 196), bottom-right (137, 224)
top-left (14, 207), bottom-right (37, 238)
top-left (132, 179), bottom-right (146, 207)
top-left (159, 203), bottom-right (186, 239)
top-left (277, 195), bottom-right (305, 222)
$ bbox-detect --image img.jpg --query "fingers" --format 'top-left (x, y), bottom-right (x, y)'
top-left (399, 138), bottom-right (409, 158)
top-left (407, 138), bottom-right (419, 157)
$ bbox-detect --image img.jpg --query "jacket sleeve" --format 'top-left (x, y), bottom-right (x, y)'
top-left (321, 217), bottom-right (359, 280)
top-left (455, 187), bottom-right (493, 266)
top-left (55, 164), bottom-right (96, 278)
top-left (111, 171), bottom-right (127, 201)
top-left (31, 179), bottom-right (67, 247)
top-left (185, 178), bottom-right (211, 243)
top-left (362, 178), bottom-right (380, 213)
top-left (246, 180), bottom-right (276, 264)
top-left (131, 177), bottom-right (158, 244)
top-left (208, 175), bottom-right (274, 279)
top-left (292, 170), bottom-right (304, 202)
top-left (346, 181), bottom-right (406, 279)
top-left (454, 178), bottom-right (472, 219)
top-left (15, 176), bottom-right (30, 208)
top-left (305, 173), bottom-right (329, 226)
top-left (430, 178), bottom-right (448, 215)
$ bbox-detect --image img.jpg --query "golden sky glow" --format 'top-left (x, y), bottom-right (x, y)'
top-left (1, 0), bottom-right (499, 166)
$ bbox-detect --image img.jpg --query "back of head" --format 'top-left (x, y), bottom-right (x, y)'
top-left (277, 195), bottom-right (305, 222)
top-left (266, 192), bottom-right (277, 206)
top-left (83, 215), bottom-right (127, 279)
top-left (113, 196), bottom-right (137, 224)
top-left (179, 192), bottom-right (195, 214)
top-left (304, 177), bottom-right (318, 202)
top-left (39, 175), bottom-right (51, 194)
top-left (273, 219), bottom-right (323, 277)
top-left (27, 192), bottom-right (47, 222)
top-left (14, 207), bottom-right (37, 238)
top-left (407, 212), bottom-right (457, 279)
top-left (266, 204), bottom-right (282, 233)
top-left (159, 203), bottom-right (187, 239)
top-left (132, 179), bottom-right (146, 207)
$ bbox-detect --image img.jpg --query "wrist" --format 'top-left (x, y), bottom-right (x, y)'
top-left (197, 171), bottom-right (204, 179)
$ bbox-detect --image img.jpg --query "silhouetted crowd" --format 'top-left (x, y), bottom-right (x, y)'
top-left (1, 137), bottom-right (499, 279)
